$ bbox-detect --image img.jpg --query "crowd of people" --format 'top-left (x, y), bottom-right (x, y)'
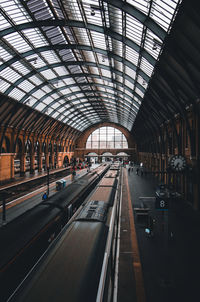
top-left (127, 161), bottom-right (147, 176)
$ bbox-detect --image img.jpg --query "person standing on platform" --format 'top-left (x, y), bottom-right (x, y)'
top-left (136, 167), bottom-right (139, 175)
top-left (42, 192), bottom-right (48, 201)
top-left (130, 161), bottom-right (134, 171)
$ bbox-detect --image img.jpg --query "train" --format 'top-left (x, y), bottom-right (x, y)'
top-left (0, 164), bottom-right (110, 302)
top-left (7, 163), bottom-right (121, 302)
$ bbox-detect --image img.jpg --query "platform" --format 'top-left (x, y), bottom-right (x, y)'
top-left (118, 166), bottom-right (200, 302)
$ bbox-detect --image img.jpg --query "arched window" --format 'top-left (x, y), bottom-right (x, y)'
top-left (86, 127), bottom-right (128, 149)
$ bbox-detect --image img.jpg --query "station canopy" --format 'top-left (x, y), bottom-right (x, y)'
top-left (0, 0), bottom-right (182, 132)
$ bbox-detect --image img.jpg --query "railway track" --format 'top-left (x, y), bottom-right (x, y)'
top-left (0, 167), bottom-right (71, 204)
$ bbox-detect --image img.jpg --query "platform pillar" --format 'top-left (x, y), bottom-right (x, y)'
top-left (20, 153), bottom-right (26, 176)
top-left (45, 152), bottom-right (49, 170)
top-left (51, 151), bottom-right (55, 169)
top-left (38, 152), bottom-right (43, 172)
top-left (30, 154), bottom-right (35, 174)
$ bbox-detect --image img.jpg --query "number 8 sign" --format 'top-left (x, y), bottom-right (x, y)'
top-left (155, 197), bottom-right (168, 210)
top-left (160, 200), bottom-right (165, 207)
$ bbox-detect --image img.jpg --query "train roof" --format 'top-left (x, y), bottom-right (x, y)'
top-left (11, 221), bottom-right (107, 302)
top-left (88, 186), bottom-right (116, 205)
top-left (104, 170), bottom-right (119, 178)
top-left (98, 177), bottom-right (117, 188)
top-left (76, 200), bottom-right (108, 222)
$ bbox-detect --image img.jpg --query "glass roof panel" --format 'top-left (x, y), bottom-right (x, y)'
top-left (22, 28), bottom-right (49, 47)
top-left (0, 46), bottom-right (13, 62)
top-left (8, 87), bottom-right (26, 100)
top-left (0, 0), bottom-right (31, 26)
top-left (90, 32), bottom-right (107, 50)
top-left (126, 15), bottom-right (143, 45)
top-left (32, 89), bottom-right (46, 99)
top-left (0, 79), bottom-right (10, 93)
top-left (126, 0), bottom-right (149, 15)
top-left (40, 69), bottom-right (57, 80)
top-left (0, 0), bottom-right (182, 131)
top-left (18, 80), bottom-right (35, 92)
top-left (4, 32), bottom-right (32, 52)
top-left (11, 61), bottom-right (30, 76)
top-left (1, 67), bottom-right (21, 83)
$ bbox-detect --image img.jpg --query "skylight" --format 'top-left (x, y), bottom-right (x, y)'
top-left (0, 0), bottom-right (182, 132)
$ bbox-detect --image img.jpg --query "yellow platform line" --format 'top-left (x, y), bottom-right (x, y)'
top-left (124, 169), bottom-right (146, 302)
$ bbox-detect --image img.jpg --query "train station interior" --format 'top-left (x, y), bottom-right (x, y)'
top-left (0, 0), bottom-right (200, 301)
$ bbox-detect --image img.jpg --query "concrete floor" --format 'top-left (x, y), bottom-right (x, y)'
top-left (125, 165), bottom-right (200, 302)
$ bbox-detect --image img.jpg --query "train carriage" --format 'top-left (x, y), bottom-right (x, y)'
top-left (0, 164), bottom-right (110, 302)
top-left (7, 165), bottom-right (121, 302)
top-left (11, 220), bottom-right (108, 302)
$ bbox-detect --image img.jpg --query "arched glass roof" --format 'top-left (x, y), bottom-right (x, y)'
top-left (0, 0), bottom-right (182, 132)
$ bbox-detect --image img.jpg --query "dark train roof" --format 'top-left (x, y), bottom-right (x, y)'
top-left (12, 221), bottom-right (107, 302)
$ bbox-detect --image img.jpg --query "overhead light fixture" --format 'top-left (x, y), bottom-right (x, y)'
top-left (25, 98), bottom-right (30, 105)
top-left (152, 38), bottom-right (162, 51)
top-left (90, 4), bottom-right (103, 16)
top-left (27, 57), bottom-right (38, 64)
top-left (51, 79), bottom-right (60, 87)
top-left (102, 55), bottom-right (107, 62)
top-left (91, 9), bottom-right (95, 16)
top-left (152, 42), bottom-right (157, 50)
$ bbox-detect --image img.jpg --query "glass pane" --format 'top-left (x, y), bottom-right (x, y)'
top-left (92, 133), bottom-right (99, 141)
top-left (86, 141), bottom-right (91, 148)
top-left (107, 141), bottom-right (114, 149)
top-left (123, 141), bottom-right (128, 148)
top-left (92, 141), bottom-right (99, 149)
top-left (107, 132), bottom-right (114, 141)
top-left (100, 141), bottom-right (106, 148)
top-left (115, 141), bottom-right (123, 148)
top-left (115, 134), bottom-right (122, 142)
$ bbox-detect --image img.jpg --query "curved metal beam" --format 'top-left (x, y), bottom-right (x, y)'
top-left (66, 106), bottom-right (135, 128)
top-left (56, 96), bottom-right (137, 123)
top-left (17, 73), bottom-right (142, 109)
top-left (0, 20), bottom-right (156, 67)
top-left (30, 82), bottom-right (140, 112)
top-left (41, 92), bottom-right (138, 121)
top-left (2, 53), bottom-right (148, 101)
top-left (18, 71), bottom-right (142, 106)
top-left (104, 0), bottom-right (166, 40)
top-left (58, 97), bottom-right (137, 124)
top-left (4, 62), bottom-right (143, 106)
top-left (0, 45), bottom-right (149, 83)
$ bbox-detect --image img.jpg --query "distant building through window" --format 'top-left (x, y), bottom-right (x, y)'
top-left (86, 127), bottom-right (128, 149)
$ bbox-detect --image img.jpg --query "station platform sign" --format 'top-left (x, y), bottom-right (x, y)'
top-left (155, 197), bottom-right (169, 210)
